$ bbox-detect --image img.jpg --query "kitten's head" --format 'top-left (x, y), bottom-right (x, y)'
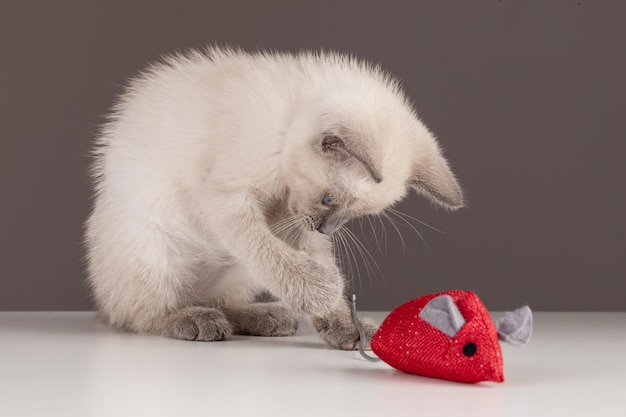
top-left (282, 73), bottom-right (464, 236)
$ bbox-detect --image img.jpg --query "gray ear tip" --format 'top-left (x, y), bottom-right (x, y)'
top-left (496, 306), bottom-right (533, 347)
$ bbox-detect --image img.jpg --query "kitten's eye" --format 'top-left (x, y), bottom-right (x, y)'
top-left (322, 193), bottom-right (334, 206)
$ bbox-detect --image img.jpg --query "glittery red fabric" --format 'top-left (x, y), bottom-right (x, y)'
top-left (371, 290), bottom-right (504, 383)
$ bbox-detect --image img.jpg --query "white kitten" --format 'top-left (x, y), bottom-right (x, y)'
top-left (85, 48), bottom-right (463, 349)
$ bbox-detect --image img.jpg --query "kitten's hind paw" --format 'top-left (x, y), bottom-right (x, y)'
top-left (162, 307), bottom-right (233, 341)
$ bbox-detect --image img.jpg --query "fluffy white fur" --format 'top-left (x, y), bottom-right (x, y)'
top-left (85, 48), bottom-right (463, 348)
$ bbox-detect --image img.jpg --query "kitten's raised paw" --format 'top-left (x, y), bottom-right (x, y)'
top-left (224, 303), bottom-right (298, 336)
top-left (312, 314), bottom-right (378, 350)
top-left (162, 307), bottom-right (233, 341)
top-left (293, 255), bottom-right (344, 317)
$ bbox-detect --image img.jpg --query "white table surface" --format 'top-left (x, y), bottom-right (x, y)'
top-left (1, 311), bottom-right (625, 417)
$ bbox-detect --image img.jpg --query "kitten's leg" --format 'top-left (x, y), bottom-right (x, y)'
top-left (91, 259), bottom-right (235, 341)
top-left (305, 232), bottom-right (379, 350)
top-left (193, 265), bottom-right (296, 337)
top-left (87, 210), bottom-right (235, 341)
top-left (202, 192), bottom-right (344, 316)
top-left (159, 264), bottom-right (261, 341)
top-left (221, 302), bottom-right (298, 336)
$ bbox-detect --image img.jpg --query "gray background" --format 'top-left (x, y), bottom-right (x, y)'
top-left (1, 0), bottom-right (624, 311)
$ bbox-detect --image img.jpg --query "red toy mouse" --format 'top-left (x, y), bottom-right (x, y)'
top-left (352, 290), bottom-right (532, 383)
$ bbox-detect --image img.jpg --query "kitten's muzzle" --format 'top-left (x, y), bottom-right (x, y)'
top-left (316, 216), bottom-right (342, 235)
top-left (316, 220), bottom-right (332, 235)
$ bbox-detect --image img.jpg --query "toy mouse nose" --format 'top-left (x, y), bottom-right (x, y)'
top-left (493, 368), bottom-right (504, 383)
top-left (486, 362), bottom-right (504, 383)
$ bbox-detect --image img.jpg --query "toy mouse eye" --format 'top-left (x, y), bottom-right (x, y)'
top-left (462, 342), bottom-right (477, 357)
top-left (322, 193), bottom-right (334, 206)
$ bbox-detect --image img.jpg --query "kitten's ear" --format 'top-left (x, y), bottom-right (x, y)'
top-left (409, 151), bottom-right (464, 210)
top-left (322, 134), bottom-right (383, 183)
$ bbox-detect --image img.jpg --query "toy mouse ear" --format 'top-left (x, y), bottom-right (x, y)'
top-left (496, 306), bottom-right (533, 346)
top-left (419, 295), bottom-right (466, 337)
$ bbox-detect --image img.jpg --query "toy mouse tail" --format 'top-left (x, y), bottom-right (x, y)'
top-left (350, 294), bottom-right (382, 362)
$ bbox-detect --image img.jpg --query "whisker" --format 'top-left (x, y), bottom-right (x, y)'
top-left (270, 216), bottom-right (307, 249)
top-left (301, 226), bottom-right (311, 252)
top-left (331, 234), bottom-right (342, 274)
top-left (334, 229), bottom-right (351, 293)
top-left (338, 229), bottom-right (357, 293)
top-left (339, 227), bottom-right (362, 295)
top-left (344, 226), bottom-right (386, 285)
top-left (385, 209), bottom-right (431, 254)
top-left (269, 215), bottom-right (296, 229)
top-left (285, 222), bottom-right (304, 248)
top-left (337, 231), bottom-right (353, 287)
top-left (269, 216), bottom-right (299, 234)
top-left (381, 211), bottom-right (409, 254)
top-left (375, 213), bottom-right (388, 254)
top-left (365, 215), bottom-right (382, 255)
top-left (387, 207), bottom-right (449, 235)
top-left (340, 228), bottom-right (361, 281)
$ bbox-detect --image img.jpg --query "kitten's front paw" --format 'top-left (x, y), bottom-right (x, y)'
top-left (162, 307), bottom-right (233, 341)
top-left (226, 303), bottom-right (299, 336)
top-left (312, 313), bottom-right (378, 350)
